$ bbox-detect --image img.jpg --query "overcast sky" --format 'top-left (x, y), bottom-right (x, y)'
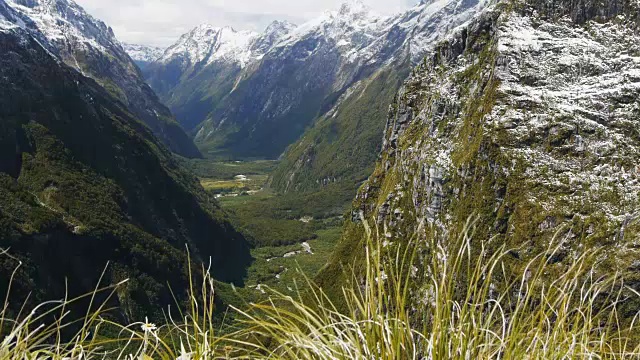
top-left (74, 0), bottom-right (418, 47)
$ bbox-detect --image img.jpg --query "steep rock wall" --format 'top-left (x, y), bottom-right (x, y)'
top-left (321, 0), bottom-right (640, 309)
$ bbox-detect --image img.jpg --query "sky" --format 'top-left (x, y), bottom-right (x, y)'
top-left (74, 0), bottom-right (418, 47)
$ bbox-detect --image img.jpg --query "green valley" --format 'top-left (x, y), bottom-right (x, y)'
top-left (179, 158), bottom-right (347, 297)
top-left (4, 0), bottom-right (640, 358)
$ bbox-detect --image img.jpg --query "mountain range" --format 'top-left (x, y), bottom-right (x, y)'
top-left (135, 0), bottom-right (489, 201)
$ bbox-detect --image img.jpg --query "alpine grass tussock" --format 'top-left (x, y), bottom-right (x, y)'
top-left (1, 220), bottom-right (639, 359)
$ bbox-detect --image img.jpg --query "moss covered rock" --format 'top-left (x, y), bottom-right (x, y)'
top-left (321, 0), bottom-right (640, 311)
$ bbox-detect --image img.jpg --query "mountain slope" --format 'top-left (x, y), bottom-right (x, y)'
top-left (269, 63), bottom-right (409, 194)
top-left (2, 0), bottom-right (201, 158)
top-left (320, 0), bottom-right (640, 304)
top-left (190, 3), bottom-right (397, 159)
top-left (144, 21), bottom-right (296, 133)
top-left (270, 0), bottom-right (488, 195)
top-left (0, 25), bottom-right (250, 319)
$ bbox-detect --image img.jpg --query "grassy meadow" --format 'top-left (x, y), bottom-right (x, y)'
top-left (180, 159), bottom-right (349, 299)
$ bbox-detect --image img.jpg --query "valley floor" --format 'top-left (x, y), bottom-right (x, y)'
top-left (181, 158), bottom-right (351, 302)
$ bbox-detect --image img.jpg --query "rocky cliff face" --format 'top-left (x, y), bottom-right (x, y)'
top-left (0, 25), bottom-right (250, 320)
top-left (322, 0), bottom-right (640, 305)
top-left (1, 0), bottom-right (201, 158)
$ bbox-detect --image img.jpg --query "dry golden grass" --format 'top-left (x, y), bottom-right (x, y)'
top-left (2, 219), bottom-right (639, 359)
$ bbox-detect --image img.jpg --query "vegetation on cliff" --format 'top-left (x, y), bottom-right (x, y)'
top-left (321, 0), bottom-right (640, 315)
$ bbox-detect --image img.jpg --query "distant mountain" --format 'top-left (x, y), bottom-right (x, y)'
top-left (0, 21), bottom-right (250, 320)
top-left (1, 0), bottom-right (201, 158)
top-left (157, 24), bottom-right (275, 68)
top-left (190, 2), bottom-right (394, 159)
top-left (146, 2), bottom-right (400, 159)
top-left (142, 0), bottom-right (486, 169)
top-left (144, 20), bottom-right (296, 133)
top-left (123, 43), bottom-right (165, 69)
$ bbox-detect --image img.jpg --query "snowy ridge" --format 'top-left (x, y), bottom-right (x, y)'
top-left (158, 19), bottom-right (298, 68)
top-left (157, 0), bottom-right (392, 69)
top-left (158, 0), bottom-right (489, 73)
top-left (274, 0), bottom-right (390, 63)
top-left (302, 0), bottom-right (491, 113)
top-left (271, 0), bottom-right (489, 66)
top-left (123, 43), bottom-right (165, 63)
top-left (396, 0), bottom-right (491, 62)
top-left (205, 27), bottom-right (257, 66)
top-left (4, 0), bottom-right (120, 55)
top-left (160, 25), bottom-right (259, 68)
top-left (250, 20), bottom-right (296, 58)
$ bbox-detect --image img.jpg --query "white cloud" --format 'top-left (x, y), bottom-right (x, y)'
top-left (74, 0), bottom-right (418, 47)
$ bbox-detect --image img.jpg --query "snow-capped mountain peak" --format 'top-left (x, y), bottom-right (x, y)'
top-left (159, 21), bottom-right (298, 68)
top-left (159, 24), bottom-right (260, 67)
top-left (275, 1), bottom-right (387, 54)
top-left (264, 20), bottom-right (296, 35)
top-left (337, 0), bottom-right (369, 17)
top-left (331, 0), bottom-right (384, 28)
top-left (250, 20), bottom-right (296, 56)
top-left (4, 0), bottom-right (118, 54)
top-left (123, 43), bottom-right (165, 63)
top-left (207, 26), bottom-right (258, 66)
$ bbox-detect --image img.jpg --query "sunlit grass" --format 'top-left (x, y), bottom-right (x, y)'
top-left (2, 218), bottom-right (639, 359)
